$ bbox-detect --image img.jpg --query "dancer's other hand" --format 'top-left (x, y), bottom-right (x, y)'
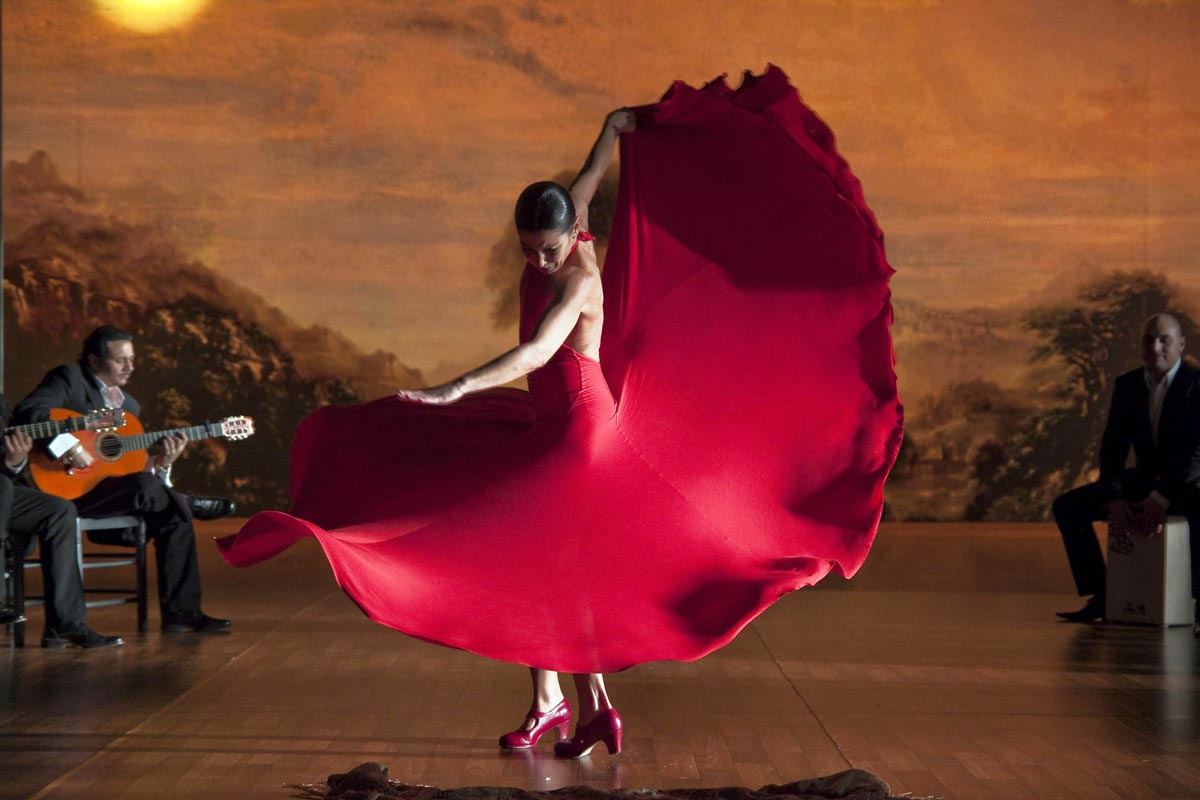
top-left (397, 380), bottom-right (466, 405)
top-left (606, 108), bottom-right (636, 135)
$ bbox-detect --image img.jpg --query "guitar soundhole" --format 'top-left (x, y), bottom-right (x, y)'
top-left (95, 433), bottom-right (124, 462)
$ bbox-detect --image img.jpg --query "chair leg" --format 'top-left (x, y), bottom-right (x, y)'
top-left (74, 515), bottom-right (149, 634)
top-left (135, 521), bottom-right (148, 633)
top-left (13, 545), bottom-right (26, 648)
top-left (75, 519), bottom-right (85, 578)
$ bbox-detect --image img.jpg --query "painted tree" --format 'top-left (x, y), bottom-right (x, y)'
top-left (966, 271), bottom-right (1194, 520)
top-left (137, 297), bottom-right (358, 512)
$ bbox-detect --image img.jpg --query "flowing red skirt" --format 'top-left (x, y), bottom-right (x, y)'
top-left (217, 65), bottom-right (903, 673)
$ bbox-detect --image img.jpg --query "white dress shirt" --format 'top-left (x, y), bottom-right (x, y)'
top-left (1146, 358), bottom-right (1182, 445)
top-left (1145, 358), bottom-right (1182, 509)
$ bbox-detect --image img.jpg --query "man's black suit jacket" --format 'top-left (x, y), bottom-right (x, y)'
top-left (13, 363), bottom-right (141, 426)
top-left (1099, 359), bottom-right (1200, 503)
top-left (1, 393), bottom-right (28, 482)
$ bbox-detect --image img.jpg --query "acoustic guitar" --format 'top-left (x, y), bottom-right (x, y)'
top-left (29, 409), bottom-right (255, 500)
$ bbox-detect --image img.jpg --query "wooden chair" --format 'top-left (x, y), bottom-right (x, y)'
top-left (4, 515), bottom-right (147, 646)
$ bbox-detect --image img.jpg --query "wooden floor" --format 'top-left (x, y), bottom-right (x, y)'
top-left (2, 521), bottom-right (1198, 800)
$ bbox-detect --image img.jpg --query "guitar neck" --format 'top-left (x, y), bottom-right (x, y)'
top-left (124, 423), bottom-right (226, 452)
top-left (10, 416), bottom-right (94, 439)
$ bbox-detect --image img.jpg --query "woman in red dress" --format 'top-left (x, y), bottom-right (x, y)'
top-left (219, 66), bottom-right (902, 761)
top-left (395, 109), bottom-right (636, 757)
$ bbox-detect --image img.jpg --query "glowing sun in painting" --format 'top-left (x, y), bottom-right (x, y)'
top-left (95, 0), bottom-right (210, 33)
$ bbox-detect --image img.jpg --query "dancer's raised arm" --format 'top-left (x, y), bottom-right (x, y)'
top-left (397, 266), bottom-right (598, 405)
top-left (399, 126), bottom-right (624, 408)
top-left (569, 109), bottom-right (635, 229)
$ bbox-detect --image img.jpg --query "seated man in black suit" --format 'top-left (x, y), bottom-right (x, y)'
top-left (14, 325), bottom-right (232, 633)
top-left (1053, 312), bottom-right (1200, 636)
top-left (2, 393), bottom-right (122, 647)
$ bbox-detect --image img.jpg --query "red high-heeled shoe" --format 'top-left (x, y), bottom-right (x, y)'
top-left (498, 698), bottom-right (571, 749)
top-left (553, 708), bottom-right (623, 758)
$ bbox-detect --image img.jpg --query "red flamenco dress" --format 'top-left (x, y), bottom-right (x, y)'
top-left (217, 65), bottom-right (903, 674)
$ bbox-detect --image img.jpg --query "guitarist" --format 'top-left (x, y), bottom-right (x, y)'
top-left (2, 392), bottom-right (123, 647)
top-left (14, 325), bottom-right (232, 634)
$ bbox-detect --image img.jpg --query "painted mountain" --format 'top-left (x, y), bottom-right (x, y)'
top-left (3, 151), bottom-right (425, 512)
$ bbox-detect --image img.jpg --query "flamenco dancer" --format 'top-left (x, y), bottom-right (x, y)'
top-left (218, 66), bottom-right (903, 758)
top-left (394, 108), bottom-right (634, 755)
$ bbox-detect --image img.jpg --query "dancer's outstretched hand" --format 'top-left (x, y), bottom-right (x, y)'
top-left (397, 381), bottom-right (465, 405)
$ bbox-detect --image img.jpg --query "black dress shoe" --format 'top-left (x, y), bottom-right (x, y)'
top-left (188, 496), bottom-right (236, 521)
top-left (0, 606), bottom-right (26, 625)
top-left (1056, 596), bottom-right (1105, 623)
top-left (41, 625), bottom-right (124, 648)
top-left (162, 611), bottom-right (232, 633)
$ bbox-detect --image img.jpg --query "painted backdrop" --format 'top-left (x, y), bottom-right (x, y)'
top-left (3, 0), bottom-right (1198, 518)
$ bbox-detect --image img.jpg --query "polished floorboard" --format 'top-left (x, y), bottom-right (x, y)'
top-left (2, 521), bottom-right (1198, 799)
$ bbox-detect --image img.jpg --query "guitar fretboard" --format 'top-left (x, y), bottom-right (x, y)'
top-left (120, 423), bottom-right (227, 452)
top-left (9, 416), bottom-right (96, 439)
